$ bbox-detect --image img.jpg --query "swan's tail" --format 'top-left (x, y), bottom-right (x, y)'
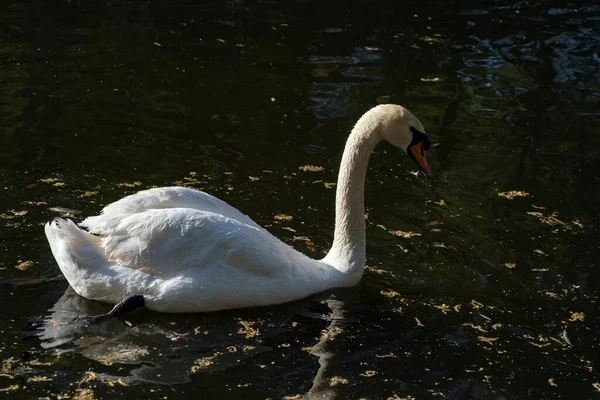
top-left (44, 218), bottom-right (108, 298)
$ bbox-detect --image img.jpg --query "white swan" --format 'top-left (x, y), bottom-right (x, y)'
top-left (45, 104), bottom-right (432, 314)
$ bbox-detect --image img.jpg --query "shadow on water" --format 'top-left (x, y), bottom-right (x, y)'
top-left (1, 0), bottom-right (600, 398)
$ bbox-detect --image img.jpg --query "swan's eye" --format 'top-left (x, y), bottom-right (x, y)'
top-left (423, 137), bottom-right (431, 150)
top-left (409, 127), bottom-right (431, 152)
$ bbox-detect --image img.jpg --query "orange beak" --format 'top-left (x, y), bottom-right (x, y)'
top-left (408, 141), bottom-right (431, 178)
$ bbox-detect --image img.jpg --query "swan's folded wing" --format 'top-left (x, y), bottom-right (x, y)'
top-left (98, 208), bottom-right (288, 279)
top-left (81, 187), bottom-right (260, 234)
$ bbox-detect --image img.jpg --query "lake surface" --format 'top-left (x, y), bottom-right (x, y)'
top-left (1, 0), bottom-right (599, 398)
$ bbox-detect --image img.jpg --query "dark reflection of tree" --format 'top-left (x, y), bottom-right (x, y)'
top-left (4, 0), bottom-right (63, 171)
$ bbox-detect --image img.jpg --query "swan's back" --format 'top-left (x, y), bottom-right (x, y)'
top-left (81, 186), bottom-right (260, 234)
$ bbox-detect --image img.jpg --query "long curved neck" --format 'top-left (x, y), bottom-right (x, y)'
top-left (323, 117), bottom-right (381, 277)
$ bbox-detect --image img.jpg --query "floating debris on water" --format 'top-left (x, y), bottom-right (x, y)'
top-left (498, 190), bottom-right (529, 199)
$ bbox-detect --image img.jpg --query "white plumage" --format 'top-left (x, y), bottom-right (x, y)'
top-left (45, 104), bottom-right (431, 313)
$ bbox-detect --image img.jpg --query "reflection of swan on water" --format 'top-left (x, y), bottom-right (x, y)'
top-left (303, 289), bottom-right (364, 400)
top-left (44, 105), bottom-right (432, 316)
top-left (305, 299), bottom-right (347, 399)
top-left (25, 287), bottom-right (348, 387)
top-left (24, 288), bottom-right (195, 384)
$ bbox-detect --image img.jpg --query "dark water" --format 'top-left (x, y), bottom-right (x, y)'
top-left (1, 0), bottom-right (599, 398)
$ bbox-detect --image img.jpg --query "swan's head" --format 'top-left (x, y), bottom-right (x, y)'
top-left (371, 104), bottom-right (432, 178)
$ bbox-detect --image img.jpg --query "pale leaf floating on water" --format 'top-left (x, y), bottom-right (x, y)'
top-left (470, 300), bottom-right (484, 309)
top-left (22, 201), bottom-right (47, 206)
top-left (549, 336), bottom-right (564, 346)
top-left (569, 312), bottom-right (585, 322)
top-left (193, 327), bottom-right (208, 335)
top-left (237, 320), bottom-right (259, 339)
top-left (527, 211), bottom-right (566, 227)
top-left (380, 289), bottom-right (400, 298)
top-left (27, 376), bottom-right (53, 383)
top-left (298, 165), bottom-right (325, 172)
top-left (273, 214), bottom-right (293, 222)
top-left (479, 313), bottom-right (491, 321)
top-left (113, 378), bottom-right (128, 387)
top-left (477, 336), bottom-right (498, 343)
top-left (434, 304), bottom-right (451, 314)
top-left (359, 370), bottom-right (377, 377)
top-left (78, 191), bottom-right (99, 198)
top-left (562, 329), bottom-right (572, 346)
top-left (320, 326), bottom-right (343, 341)
top-left (329, 376), bottom-right (349, 386)
top-left (498, 190), bottom-right (529, 199)
top-left (191, 357), bottom-right (214, 373)
top-left (282, 395), bottom-right (303, 400)
top-left (0, 385), bottom-right (19, 392)
top-left (572, 219), bottom-right (584, 228)
top-left (15, 261), bottom-right (34, 271)
top-left (529, 341), bottom-right (550, 348)
top-left (9, 210), bottom-right (27, 216)
top-left (292, 236), bottom-right (310, 242)
top-left (365, 265), bottom-right (394, 276)
top-left (117, 181), bottom-right (142, 188)
top-left (463, 323), bottom-right (488, 333)
top-left (420, 77), bottom-right (441, 82)
top-left (388, 230), bottom-right (422, 239)
top-left (549, 378), bottom-right (558, 386)
top-left (39, 177), bottom-right (62, 184)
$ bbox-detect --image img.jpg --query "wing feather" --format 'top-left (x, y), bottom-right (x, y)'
top-left (99, 208), bottom-right (289, 279)
top-left (81, 187), bottom-right (260, 235)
